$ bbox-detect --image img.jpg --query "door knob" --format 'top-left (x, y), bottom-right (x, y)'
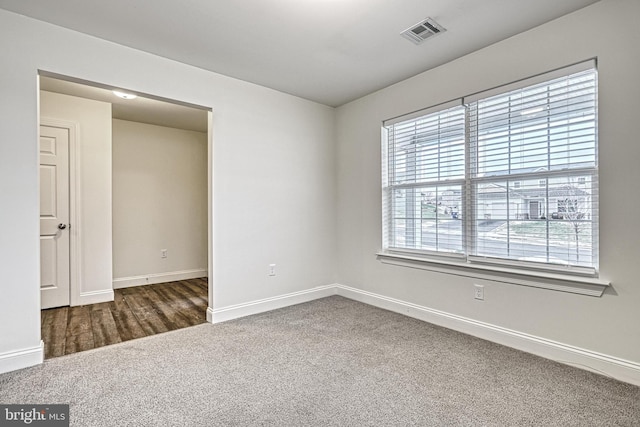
top-left (58, 223), bottom-right (67, 230)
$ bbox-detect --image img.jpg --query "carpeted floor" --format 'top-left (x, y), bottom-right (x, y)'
top-left (1, 296), bottom-right (639, 426)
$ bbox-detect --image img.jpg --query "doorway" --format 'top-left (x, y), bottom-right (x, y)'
top-left (38, 72), bottom-right (213, 357)
top-left (529, 200), bottom-right (541, 220)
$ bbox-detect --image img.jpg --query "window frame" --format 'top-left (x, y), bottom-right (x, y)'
top-left (382, 100), bottom-right (467, 257)
top-left (380, 60), bottom-right (608, 294)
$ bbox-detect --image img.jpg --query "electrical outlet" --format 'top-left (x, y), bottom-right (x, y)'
top-left (268, 264), bottom-right (276, 276)
top-left (161, 249), bottom-right (168, 258)
top-left (474, 284), bottom-right (484, 300)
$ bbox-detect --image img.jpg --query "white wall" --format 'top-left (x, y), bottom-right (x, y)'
top-left (40, 91), bottom-right (113, 303)
top-left (0, 9), bottom-right (336, 370)
top-left (335, 0), bottom-right (640, 363)
top-left (112, 119), bottom-right (207, 282)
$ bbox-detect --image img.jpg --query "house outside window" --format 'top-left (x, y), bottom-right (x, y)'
top-left (382, 61), bottom-right (598, 274)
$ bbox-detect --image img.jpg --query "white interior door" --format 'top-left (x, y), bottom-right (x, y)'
top-left (40, 125), bottom-right (71, 309)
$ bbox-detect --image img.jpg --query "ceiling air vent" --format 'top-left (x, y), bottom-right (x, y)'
top-left (401, 18), bottom-right (446, 45)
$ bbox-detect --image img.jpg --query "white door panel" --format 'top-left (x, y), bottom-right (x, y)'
top-left (40, 125), bottom-right (70, 309)
top-left (40, 236), bottom-right (57, 289)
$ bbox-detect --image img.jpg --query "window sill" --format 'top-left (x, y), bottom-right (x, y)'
top-left (376, 251), bottom-right (610, 297)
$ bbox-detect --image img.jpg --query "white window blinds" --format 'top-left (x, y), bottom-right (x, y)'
top-left (468, 67), bottom-right (598, 270)
top-left (468, 68), bottom-right (597, 177)
top-left (383, 104), bottom-right (466, 254)
top-left (382, 61), bottom-right (598, 274)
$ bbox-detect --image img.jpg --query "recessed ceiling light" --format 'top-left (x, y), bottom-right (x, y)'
top-left (113, 90), bottom-right (137, 100)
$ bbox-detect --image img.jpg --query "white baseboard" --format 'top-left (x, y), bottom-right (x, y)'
top-left (4, 282), bottom-right (637, 386)
top-left (210, 285), bottom-right (336, 323)
top-left (0, 341), bottom-right (44, 375)
top-left (78, 289), bottom-right (114, 305)
top-left (113, 269), bottom-right (207, 289)
top-left (334, 284), bottom-right (640, 387)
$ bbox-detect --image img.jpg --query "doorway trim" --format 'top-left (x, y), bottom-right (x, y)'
top-left (38, 70), bottom-right (214, 314)
top-left (207, 110), bottom-right (215, 322)
top-left (40, 117), bottom-right (81, 307)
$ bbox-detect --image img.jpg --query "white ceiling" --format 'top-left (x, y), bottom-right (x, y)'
top-left (1, 0), bottom-right (600, 107)
top-left (40, 76), bottom-right (209, 133)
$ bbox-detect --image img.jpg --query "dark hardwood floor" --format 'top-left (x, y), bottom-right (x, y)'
top-left (41, 278), bottom-right (208, 359)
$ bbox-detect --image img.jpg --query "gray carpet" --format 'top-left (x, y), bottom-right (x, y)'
top-left (1, 296), bottom-right (639, 426)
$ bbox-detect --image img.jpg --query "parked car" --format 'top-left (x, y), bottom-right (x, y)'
top-left (451, 207), bottom-right (462, 220)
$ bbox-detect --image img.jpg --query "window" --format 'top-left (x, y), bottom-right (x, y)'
top-left (382, 61), bottom-right (598, 275)
top-left (383, 103), bottom-right (466, 255)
